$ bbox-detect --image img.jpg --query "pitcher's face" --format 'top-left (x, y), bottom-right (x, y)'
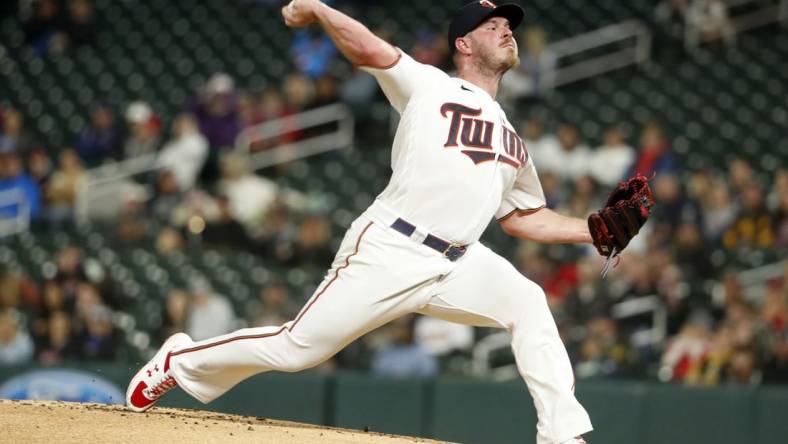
top-left (466, 17), bottom-right (519, 71)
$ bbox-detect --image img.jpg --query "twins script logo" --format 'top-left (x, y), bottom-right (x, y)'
top-left (479, 0), bottom-right (497, 8)
top-left (440, 103), bottom-right (528, 169)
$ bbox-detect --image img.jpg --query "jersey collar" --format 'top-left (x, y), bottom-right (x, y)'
top-left (454, 78), bottom-right (496, 102)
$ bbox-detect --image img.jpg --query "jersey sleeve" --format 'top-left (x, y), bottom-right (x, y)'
top-left (495, 159), bottom-right (547, 220)
top-left (359, 49), bottom-right (449, 113)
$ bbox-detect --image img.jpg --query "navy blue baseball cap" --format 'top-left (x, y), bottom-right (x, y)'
top-left (448, 1), bottom-right (525, 54)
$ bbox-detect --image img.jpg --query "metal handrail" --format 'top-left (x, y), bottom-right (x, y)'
top-left (74, 153), bottom-right (161, 223)
top-left (685, 0), bottom-right (787, 50)
top-left (550, 20), bottom-right (652, 87)
top-left (234, 103), bottom-right (355, 170)
top-left (74, 103), bottom-right (354, 223)
top-left (611, 294), bottom-right (668, 349)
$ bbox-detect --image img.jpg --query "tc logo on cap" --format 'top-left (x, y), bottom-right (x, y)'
top-left (479, 0), bottom-right (497, 8)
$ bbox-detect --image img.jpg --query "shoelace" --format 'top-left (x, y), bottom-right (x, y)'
top-left (144, 374), bottom-right (177, 399)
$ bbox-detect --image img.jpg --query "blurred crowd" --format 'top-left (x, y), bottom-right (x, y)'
top-left (1, 0), bottom-right (786, 387)
top-left (1, 246), bottom-right (124, 365)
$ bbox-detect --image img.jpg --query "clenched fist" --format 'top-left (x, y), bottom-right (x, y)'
top-left (282, 0), bottom-right (321, 28)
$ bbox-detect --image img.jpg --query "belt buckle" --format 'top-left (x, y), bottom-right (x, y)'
top-left (443, 243), bottom-right (466, 261)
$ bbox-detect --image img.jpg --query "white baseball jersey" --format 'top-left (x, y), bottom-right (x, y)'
top-left (361, 50), bottom-right (546, 245)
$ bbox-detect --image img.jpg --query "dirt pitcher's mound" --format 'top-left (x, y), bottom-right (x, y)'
top-left (0, 399), bottom-right (449, 443)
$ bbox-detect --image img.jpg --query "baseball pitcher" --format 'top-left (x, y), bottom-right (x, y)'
top-left (127, 2), bottom-right (653, 443)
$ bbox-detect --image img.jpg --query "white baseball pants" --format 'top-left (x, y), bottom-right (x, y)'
top-left (169, 202), bottom-right (592, 443)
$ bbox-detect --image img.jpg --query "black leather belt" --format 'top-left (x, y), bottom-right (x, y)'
top-left (390, 218), bottom-right (467, 261)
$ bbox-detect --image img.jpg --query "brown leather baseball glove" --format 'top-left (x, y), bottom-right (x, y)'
top-left (588, 175), bottom-right (655, 257)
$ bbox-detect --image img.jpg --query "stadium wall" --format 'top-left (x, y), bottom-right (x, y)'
top-left (1, 365), bottom-right (787, 444)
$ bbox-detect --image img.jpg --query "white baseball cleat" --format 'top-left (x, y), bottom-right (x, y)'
top-left (126, 332), bottom-right (192, 412)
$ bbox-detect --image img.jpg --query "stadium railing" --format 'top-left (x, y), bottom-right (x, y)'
top-left (74, 102), bottom-right (354, 223)
top-left (550, 20), bottom-right (652, 87)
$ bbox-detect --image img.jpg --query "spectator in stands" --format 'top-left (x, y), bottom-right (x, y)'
top-left (727, 157), bottom-right (754, 197)
top-left (44, 148), bottom-right (84, 227)
top-left (291, 29), bottom-right (338, 79)
top-left (188, 73), bottom-right (241, 151)
top-left (0, 267), bottom-right (39, 312)
top-left (257, 198), bottom-right (298, 257)
top-left (74, 104), bottom-right (123, 166)
top-left (538, 171), bottom-right (565, 209)
top-left (0, 152), bottom-right (42, 221)
top-left (683, 324), bottom-right (731, 386)
top-left (763, 329), bottom-right (788, 384)
top-left (723, 181), bottom-right (776, 250)
top-left (574, 316), bottom-right (632, 379)
top-left (281, 212), bottom-right (334, 267)
top-left (53, 246), bottom-right (88, 300)
top-left (673, 222), bottom-right (715, 280)
top-left (35, 310), bottom-right (75, 365)
top-left (767, 169), bottom-right (787, 211)
top-left (775, 189), bottom-right (788, 249)
top-left (250, 281), bottom-right (300, 327)
top-left (559, 176), bottom-right (600, 220)
top-left (217, 152), bottom-right (279, 229)
top-left (629, 120), bottom-right (679, 177)
top-left (502, 26), bottom-right (556, 104)
top-left (0, 309), bottom-right (34, 365)
top-left (28, 148), bottom-right (54, 191)
top-left (0, 109), bottom-right (32, 154)
top-left (65, 0), bottom-right (96, 47)
top-left (617, 252), bottom-right (659, 301)
top-left (74, 304), bottom-right (118, 360)
top-left (588, 125), bottom-right (635, 187)
top-left (768, 169), bottom-right (788, 246)
top-left (23, 0), bottom-right (66, 55)
top-left (413, 315), bottom-right (474, 360)
top-left (371, 314), bottom-right (438, 378)
top-left (238, 91), bottom-right (265, 128)
top-left (726, 347), bottom-right (760, 385)
top-left (31, 280), bottom-right (68, 340)
top-left (283, 73), bottom-right (315, 112)
top-left (649, 174), bottom-right (701, 244)
top-left (310, 74), bottom-right (340, 109)
top-left (147, 170), bottom-right (183, 223)
top-left (185, 279), bottom-right (235, 341)
top-left (123, 101), bottom-right (161, 159)
top-left (114, 185), bottom-right (150, 243)
top-left (655, 0), bottom-right (690, 41)
top-left (155, 226), bottom-right (184, 257)
top-left (156, 114), bottom-right (209, 191)
top-left (519, 118), bottom-right (562, 172)
top-left (73, 282), bottom-right (102, 327)
top-left (686, 0), bottom-right (734, 48)
top-left (339, 65), bottom-right (380, 111)
top-left (159, 289), bottom-right (189, 344)
top-left (201, 194), bottom-right (253, 250)
top-left (660, 310), bottom-right (713, 382)
top-left (698, 178), bottom-right (737, 243)
top-left (564, 257), bottom-right (613, 324)
top-left (247, 88), bottom-right (299, 151)
top-left (541, 124), bottom-right (591, 183)
top-left (410, 30), bottom-right (450, 69)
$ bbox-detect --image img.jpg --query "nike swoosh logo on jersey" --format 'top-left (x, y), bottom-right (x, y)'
top-left (460, 85), bottom-right (473, 92)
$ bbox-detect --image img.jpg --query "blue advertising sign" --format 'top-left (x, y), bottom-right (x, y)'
top-left (0, 369), bottom-right (124, 404)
